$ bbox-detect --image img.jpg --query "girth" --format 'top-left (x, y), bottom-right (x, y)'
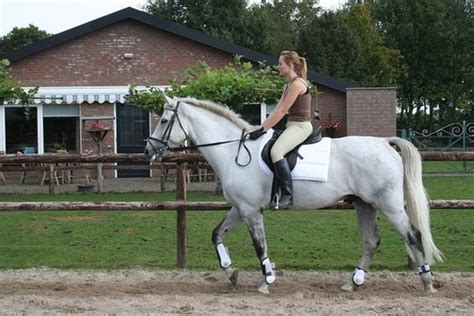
top-left (261, 128), bottom-right (322, 173)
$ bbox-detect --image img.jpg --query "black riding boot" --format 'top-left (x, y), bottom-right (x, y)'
top-left (274, 158), bottom-right (294, 209)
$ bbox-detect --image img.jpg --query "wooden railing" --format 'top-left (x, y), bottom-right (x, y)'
top-left (1, 151), bottom-right (473, 165)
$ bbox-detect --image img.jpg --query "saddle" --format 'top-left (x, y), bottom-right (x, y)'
top-left (261, 128), bottom-right (322, 173)
top-left (260, 128), bottom-right (322, 207)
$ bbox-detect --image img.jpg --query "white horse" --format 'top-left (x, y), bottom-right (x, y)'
top-left (144, 96), bottom-right (443, 294)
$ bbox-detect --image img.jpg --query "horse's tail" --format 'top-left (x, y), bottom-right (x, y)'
top-left (388, 137), bottom-right (443, 264)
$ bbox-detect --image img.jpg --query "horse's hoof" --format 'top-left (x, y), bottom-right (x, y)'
top-left (229, 269), bottom-right (239, 286)
top-left (424, 286), bottom-right (438, 294)
top-left (257, 282), bottom-right (270, 294)
top-left (340, 281), bottom-right (354, 292)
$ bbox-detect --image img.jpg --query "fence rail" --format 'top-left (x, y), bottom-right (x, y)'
top-left (1, 151), bottom-right (474, 165)
top-left (1, 200), bottom-right (473, 212)
top-left (0, 152), bottom-right (201, 164)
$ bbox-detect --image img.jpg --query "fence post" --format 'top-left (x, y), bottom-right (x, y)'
top-left (401, 128), bottom-right (408, 139)
top-left (48, 164), bottom-right (55, 195)
top-left (176, 161), bottom-right (187, 269)
top-left (463, 120), bottom-right (467, 173)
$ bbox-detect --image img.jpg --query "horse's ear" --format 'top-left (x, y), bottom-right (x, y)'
top-left (158, 89), bottom-right (173, 106)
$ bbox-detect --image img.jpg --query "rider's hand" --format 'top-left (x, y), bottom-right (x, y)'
top-left (248, 127), bottom-right (266, 140)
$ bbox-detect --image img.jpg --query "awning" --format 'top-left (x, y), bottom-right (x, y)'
top-left (20, 86), bottom-right (169, 105)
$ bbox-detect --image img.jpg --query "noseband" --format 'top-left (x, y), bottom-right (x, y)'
top-left (146, 102), bottom-right (188, 157)
top-left (146, 102), bottom-right (252, 166)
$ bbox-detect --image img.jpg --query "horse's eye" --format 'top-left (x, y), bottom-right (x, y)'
top-left (161, 119), bottom-right (168, 124)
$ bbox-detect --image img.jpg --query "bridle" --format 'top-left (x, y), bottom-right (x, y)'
top-left (146, 102), bottom-right (187, 158)
top-left (146, 102), bottom-right (253, 167)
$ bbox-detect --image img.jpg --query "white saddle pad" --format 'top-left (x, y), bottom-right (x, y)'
top-left (258, 129), bottom-right (332, 182)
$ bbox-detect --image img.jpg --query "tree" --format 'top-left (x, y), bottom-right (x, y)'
top-left (0, 24), bottom-right (49, 53)
top-left (244, 0), bottom-right (320, 56)
top-left (145, 0), bottom-right (248, 43)
top-left (145, 0), bottom-right (320, 56)
top-left (342, 4), bottom-right (402, 86)
top-left (127, 56), bottom-right (288, 114)
top-left (298, 3), bottom-right (401, 86)
top-left (0, 59), bottom-right (37, 104)
top-left (299, 10), bottom-right (361, 84)
top-left (372, 0), bottom-right (473, 129)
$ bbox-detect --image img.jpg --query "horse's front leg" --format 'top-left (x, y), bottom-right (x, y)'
top-left (242, 207), bottom-right (276, 294)
top-left (211, 206), bottom-right (242, 285)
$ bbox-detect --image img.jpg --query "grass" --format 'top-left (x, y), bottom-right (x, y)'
top-left (0, 192), bottom-right (222, 202)
top-left (0, 176), bottom-right (472, 272)
top-left (423, 161), bottom-right (473, 174)
top-left (423, 176), bottom-right (474, 199)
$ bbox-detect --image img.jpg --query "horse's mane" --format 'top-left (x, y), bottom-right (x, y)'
top-left (178, 97), bottom-right (253, 131)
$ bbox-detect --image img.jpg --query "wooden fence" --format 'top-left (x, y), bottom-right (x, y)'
top-left (0, 151), bottom-right (473, 268)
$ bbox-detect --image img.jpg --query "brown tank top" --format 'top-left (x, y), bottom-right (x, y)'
top-left (286, 78), bottom-right (312, 122)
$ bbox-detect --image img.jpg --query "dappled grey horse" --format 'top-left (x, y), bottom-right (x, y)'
top-left (145, 95), bottom-right (443, 294)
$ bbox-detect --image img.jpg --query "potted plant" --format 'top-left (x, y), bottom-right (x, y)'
top-left (51, 142), bottom-right (68, 153)
top-left (321, 113), bottom-right (341, 137)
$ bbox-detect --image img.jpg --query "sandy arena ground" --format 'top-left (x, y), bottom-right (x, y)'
top-left (0, 269), bottom-right (472, 315)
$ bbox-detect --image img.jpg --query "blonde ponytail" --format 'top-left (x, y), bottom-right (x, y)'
top-left (298, 57), bottom-right (307, 81)
top-left (280, 51), bottom-right (308, 80)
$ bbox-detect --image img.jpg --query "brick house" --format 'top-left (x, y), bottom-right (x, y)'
top-left (0, 7), bottom-right (396, 178)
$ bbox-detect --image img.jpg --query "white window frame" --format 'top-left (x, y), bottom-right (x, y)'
top-left (1, 104), bottom-right (44, 154)
top-left (0, 106), bottom-right (5, 153)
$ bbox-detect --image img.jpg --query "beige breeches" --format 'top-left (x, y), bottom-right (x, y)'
top-left (270, 121), bottom-right (313, 162)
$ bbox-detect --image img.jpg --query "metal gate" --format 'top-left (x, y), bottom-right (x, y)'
top-left (408, 121), bottom-right (473, 151)
top-left (406, 121), bottom-right (473, 173)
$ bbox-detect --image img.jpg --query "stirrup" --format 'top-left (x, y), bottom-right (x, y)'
top-left (271, 194), bottom-right (279, 210)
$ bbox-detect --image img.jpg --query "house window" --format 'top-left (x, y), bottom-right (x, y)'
top-left (43, 117), bottom-right (79, 153)
top-left (5, 107), bottom-right (38, 154)
top-left (43, 104), bottom-right (80, 153)
top-left (239, 103), bottom-right (262, 125)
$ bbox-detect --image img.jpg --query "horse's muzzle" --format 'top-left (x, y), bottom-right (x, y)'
top-left (145, 137), bottom-right (166, 159)
top-left (145, 145), bottom-right (169, 162)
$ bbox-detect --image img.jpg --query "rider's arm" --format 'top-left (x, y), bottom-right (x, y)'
top-left (261, 80), bottom-right (306, 131)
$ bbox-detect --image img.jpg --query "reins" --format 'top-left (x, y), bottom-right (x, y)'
top-left (146, 102), bottom-right (253, 167)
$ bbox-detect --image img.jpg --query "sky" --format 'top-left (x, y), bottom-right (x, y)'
top-left (0, 0), bottom-right (347, 37)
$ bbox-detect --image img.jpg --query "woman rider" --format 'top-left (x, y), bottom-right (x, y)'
top-left (248, 50), bottom-right (313, 209)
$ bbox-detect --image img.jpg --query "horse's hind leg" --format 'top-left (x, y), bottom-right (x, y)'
top-left (341, 199), bottom-right (380, 292)
top-left (211, 206), bottom-right (242, 285)
top-left (383, 208), bottom-right (437, 293)
top-left (405, 227), bottom-right (437, 292)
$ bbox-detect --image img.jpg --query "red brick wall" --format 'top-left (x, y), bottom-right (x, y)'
top-left (315, 86), bottom-right (347, 137)
top-left (150, 112), bottom-right (160, 132)
top-left (81, 103), bottom-right (115, 155)
top-left (10, 20), bottom-right (233, 86)
top-left (346, 88), bottom-right (397, 137)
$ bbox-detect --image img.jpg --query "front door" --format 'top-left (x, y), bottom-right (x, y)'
top-left (116, 103), bottom-right (150, 177)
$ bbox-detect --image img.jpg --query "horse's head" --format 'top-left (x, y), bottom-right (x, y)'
top-left (144, 93), bottom-right (189, 161)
